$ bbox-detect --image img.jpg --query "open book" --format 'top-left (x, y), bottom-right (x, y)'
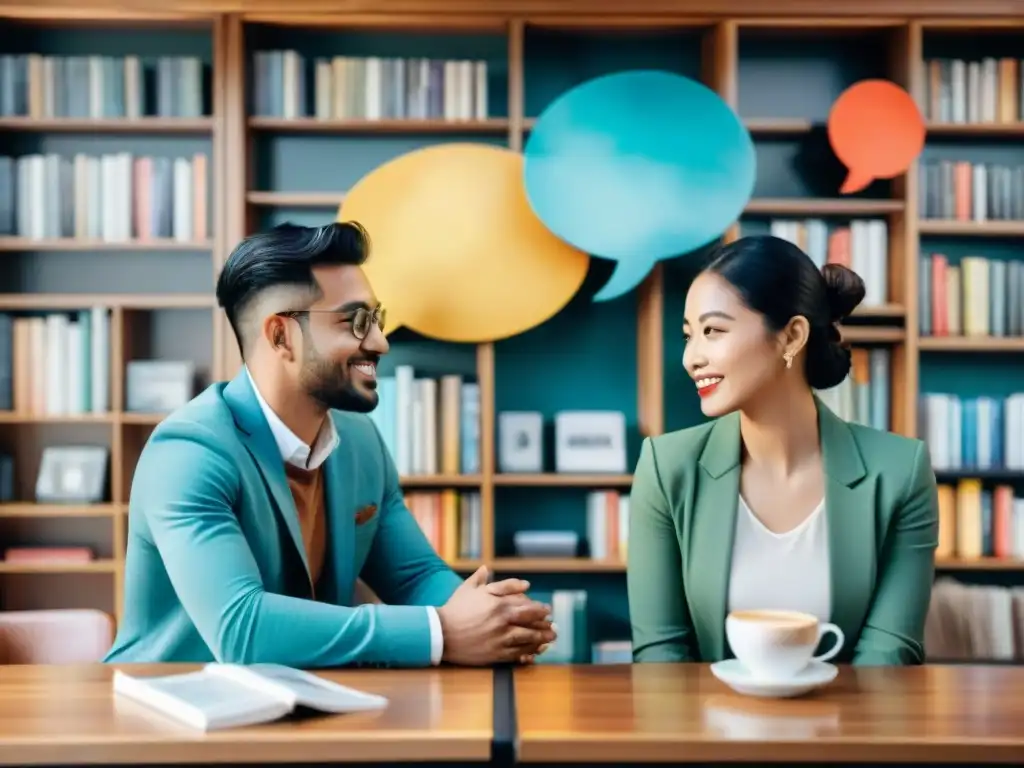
top-left (113, 663), bottom-right (389, 731)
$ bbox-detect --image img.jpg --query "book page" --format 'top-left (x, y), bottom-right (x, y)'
top-left (243, 664), bottom-right (389, 713)
top-left (113, 668), bottom-right (293, 731)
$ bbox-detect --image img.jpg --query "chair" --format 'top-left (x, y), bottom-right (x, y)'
top-left (0, 609), bottom-right (113, 664)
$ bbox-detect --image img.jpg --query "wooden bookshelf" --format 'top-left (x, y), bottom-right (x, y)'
top-left (0, 9), bottom-right (226, 624)
top-left (918, 220), bottom-right (1024, 236)
top-left (0, 238), bottom-right (212, 252)
top-left (919, 336), bottom-right (1024, 352)
top-left (491, 557), bottom-right (627, 573)
top-left (2, 4), bottom-right (1023, 656)
top-left (493, 474), bottom-right (634, 487)
top-left (936, 558), bottom-right (1024, 571)
top-left (0, 117), bottom-right (214, 132)
top-left (222, 10), bottom-right (1024, 628)
top-left (743, 198), bottom-right (906, 215)
top-left (246, 191), bottom-right (345, 207)
top-left (248, 116), bottom-right (511, 133)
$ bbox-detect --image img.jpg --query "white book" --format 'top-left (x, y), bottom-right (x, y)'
top-left (113, 663), bottom-right (388, 731)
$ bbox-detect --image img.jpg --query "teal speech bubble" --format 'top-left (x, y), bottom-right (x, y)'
top-left (523, 70), bottom-right (756, 302)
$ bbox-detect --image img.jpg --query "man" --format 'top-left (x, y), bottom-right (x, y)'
top-left (104, 221), bottom-right (555, 667)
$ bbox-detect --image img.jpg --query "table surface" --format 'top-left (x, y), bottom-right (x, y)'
top-left (513, 663), bottom-right (1024, 764)
top-left (0, 663), bottom-right (495, 765)
top-left (4, 662), bottom-right (1024, 766)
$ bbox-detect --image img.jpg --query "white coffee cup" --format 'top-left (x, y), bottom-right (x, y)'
top-left (725, 609), bottom-right (844, 681)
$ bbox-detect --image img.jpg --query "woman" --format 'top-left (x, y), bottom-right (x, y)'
top-left (627, 234), bottom-right (938, 666)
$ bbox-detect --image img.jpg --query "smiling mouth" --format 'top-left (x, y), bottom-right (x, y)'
top-left (695, 376), bottom-right (723, 397)
top-left (351, 361), bottom-right (377, 381)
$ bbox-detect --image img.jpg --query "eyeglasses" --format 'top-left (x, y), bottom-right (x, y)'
top-left (277, 305), bottom-right (386, 341)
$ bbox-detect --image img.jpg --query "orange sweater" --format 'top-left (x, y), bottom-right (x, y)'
top-left (284, 463), bottom-right (326, 592)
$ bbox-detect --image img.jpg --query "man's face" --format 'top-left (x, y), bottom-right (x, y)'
top-left (295, 264), bottom-right (389, 413)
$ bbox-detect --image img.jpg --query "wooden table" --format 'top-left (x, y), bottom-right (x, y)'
top-left (0, 663), bottom-right (496, 766)
top-left (4, 662), bottom-right (1024, 766)
top-left (512, 663), bottom-right (1024, 765)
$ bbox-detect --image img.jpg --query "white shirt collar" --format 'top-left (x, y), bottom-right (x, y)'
top-left (245, 367), bottom-right (339, 470)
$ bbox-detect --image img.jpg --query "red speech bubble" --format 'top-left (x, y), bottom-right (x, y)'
top-left (827, 79), bottom-right (925, 195)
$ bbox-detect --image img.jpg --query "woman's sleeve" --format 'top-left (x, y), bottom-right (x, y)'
top-left (627, 437), bottom-right (699, 662)
top-left (853, 440), bottom-right (939, 665)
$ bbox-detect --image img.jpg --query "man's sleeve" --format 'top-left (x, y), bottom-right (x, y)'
top-left (358, 425), bottom-right (464, 631)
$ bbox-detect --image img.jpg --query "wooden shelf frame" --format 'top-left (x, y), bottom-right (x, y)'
top-left (0, 117), bottom-right (214, 132)
top-left (3, 7), bottom-right (1023, 627)
top-left (9, 1), bottom-right (1024, 20)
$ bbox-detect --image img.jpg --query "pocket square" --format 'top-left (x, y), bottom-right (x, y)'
top-left (355, 504), bottom-right (377, 525)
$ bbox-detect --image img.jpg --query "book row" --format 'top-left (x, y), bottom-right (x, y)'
top-left (921, 57), bottom-right (1024, 125)
top-left (369, 366), bottom-right (481, 477)
top-left (584, 491), bottom-right (628, 562)
top-left (920, 254), bottom-right (1024, 338)
top-left (919, 160), bottom-right (1024, 222)
top-left (0, 153), bottom-right (210, 244)
top-left (815, 348), bottom-right (890, 432)
top-left (936, 480), bottom-right (1024, 562)
top-left (405, 490), bottom-right (482, 562)
top-left (927, 579), bottom-right (1024, 662)
top-left (919, 393), bottom-right (1024, 472)
top-left (5, 48), bottom-right (1024, 126)
top-left (0, 309), bottom-right (111, 416)
top-left (0, 53), bottom-right (205, 120)
top-left (252, 51), bottom-right (488, 122)
top-left (764, 218), bottom-right (888, 308)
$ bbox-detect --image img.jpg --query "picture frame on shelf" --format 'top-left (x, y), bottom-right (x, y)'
top-left (34, 446), bottom-right (109, 505)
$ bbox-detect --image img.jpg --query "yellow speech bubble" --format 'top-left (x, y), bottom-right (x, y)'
top-left (338, 143), bottom-right (590, 343)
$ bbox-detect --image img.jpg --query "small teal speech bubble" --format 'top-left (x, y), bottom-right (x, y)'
top-left (523, 70), bottom-right (756, 302)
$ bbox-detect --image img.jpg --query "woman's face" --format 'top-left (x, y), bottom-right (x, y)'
top-left (682, 271), bottom-right (787, 418)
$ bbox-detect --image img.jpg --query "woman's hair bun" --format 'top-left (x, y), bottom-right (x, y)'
top-left (820, 263), bottom-right (866, 322)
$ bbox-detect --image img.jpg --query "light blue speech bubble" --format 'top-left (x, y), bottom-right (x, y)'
top-left (523, 70), bottom-right (756, 302)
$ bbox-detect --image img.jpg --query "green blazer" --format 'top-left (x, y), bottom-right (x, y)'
top-left (104, 371), bottom-right (462, 667)
top-left (627, 398), bottom-right (939, 666)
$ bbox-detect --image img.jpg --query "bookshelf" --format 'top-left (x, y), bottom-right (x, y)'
top-left (0, 11), bottom-right (225, 623)
top-left (2, 5), bottom-right (1023, 663)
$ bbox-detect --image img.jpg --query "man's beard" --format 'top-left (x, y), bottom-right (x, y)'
top-left (299, 349), bottom-right (377, 414)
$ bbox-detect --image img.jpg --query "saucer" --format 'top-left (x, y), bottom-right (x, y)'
top-left (710, 659), bottom-right (838, 698)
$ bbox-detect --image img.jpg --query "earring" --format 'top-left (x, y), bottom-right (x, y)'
top-left (783, 352), bottom-right (793, 369)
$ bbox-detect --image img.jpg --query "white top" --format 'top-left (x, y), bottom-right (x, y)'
top-left (245, 367), bottom-right (443, 665)
top-left (726, 494), bottom-right (832, 623)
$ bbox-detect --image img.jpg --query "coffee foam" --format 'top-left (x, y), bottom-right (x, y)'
top-left (728, 610), bottom-right (819, 645)
top-left (729, 609), bottom-right (816, 626)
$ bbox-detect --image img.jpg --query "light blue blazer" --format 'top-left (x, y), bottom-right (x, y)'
top-left (104, 370), bottom-right (462, 667)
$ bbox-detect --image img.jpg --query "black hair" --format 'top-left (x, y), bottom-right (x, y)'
top-left (216, 221), bottom-right (371, 357)
top-left (702, 234), bottom-right (866, 390)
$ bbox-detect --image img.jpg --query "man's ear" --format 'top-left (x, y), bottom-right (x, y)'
top-left (262, 314), bottom-right (296, 360)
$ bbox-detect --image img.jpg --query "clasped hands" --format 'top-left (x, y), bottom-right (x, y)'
top-left (436, 565), bottom-right (557, 666)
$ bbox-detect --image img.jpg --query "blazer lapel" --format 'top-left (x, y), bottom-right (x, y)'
top-left (323, 425), bottom-right (356, 605)
top-left (817, 397), bottom-right (876, 648)
top-left (223, 371), bottom-right (311, 585)
top-left (692, 411), bottom-right (741, 661)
